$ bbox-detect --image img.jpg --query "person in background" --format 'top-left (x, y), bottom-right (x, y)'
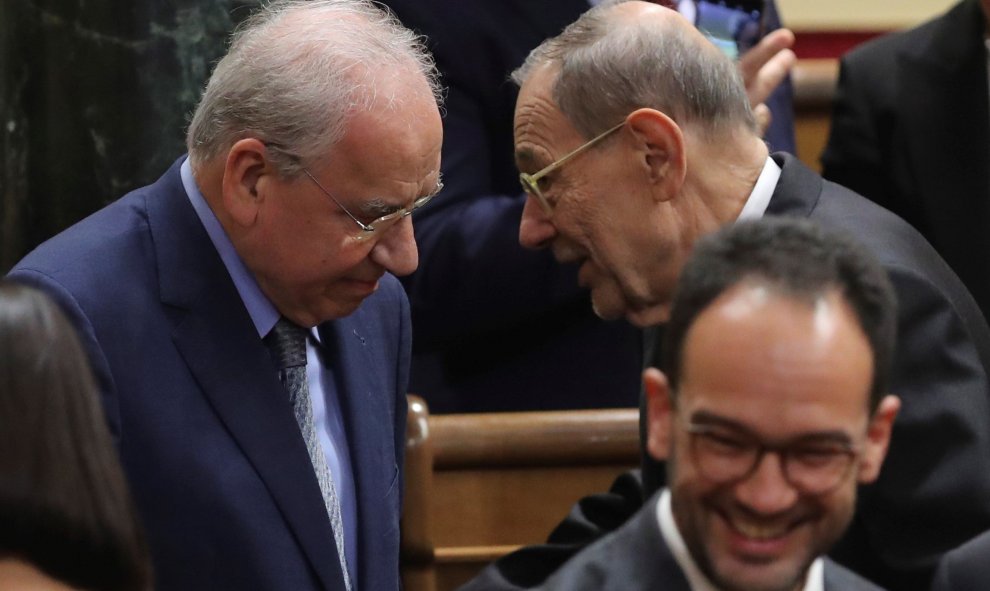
top-left (380, 0), bottom-right (795, 413)
top-left (538, 219), bottom-right (897, 591)
top-left (465, 2), bottom-right (990, 589)
top-left (7, 0), bottom-right (443, 589)
top-left (822, 0), bottom-right (990, 323)
top-left (0, 281), bottom-right (151, 591)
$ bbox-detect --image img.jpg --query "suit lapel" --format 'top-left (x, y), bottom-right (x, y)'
top-left (148, 160), bottom-right (345, 590)
top-left (319, 308), bottom-right (396, 591)
top-left (765, 152), bottom-right (823, 218)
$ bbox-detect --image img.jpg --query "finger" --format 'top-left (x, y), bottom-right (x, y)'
top-left (753, 103), bottom-right (772, 136)
top-left (738, 28), bottom-right (796, 84)
top-left (747, 47), bottom-right (796, 107)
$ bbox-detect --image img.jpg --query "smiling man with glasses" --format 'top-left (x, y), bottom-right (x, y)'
top-left (538, 218), bottom-right (899, 591)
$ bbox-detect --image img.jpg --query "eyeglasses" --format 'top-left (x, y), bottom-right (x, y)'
top-left (685, 423), bottom-right (860, 495)
top-left (303, 168), bottom-right (442, 240)
top-left (518, 120), bottom-right (626, 216)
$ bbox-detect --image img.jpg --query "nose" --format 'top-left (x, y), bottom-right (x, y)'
top-left (518, 195), bottom-right (557, 250)
top-left (733, 452), bottom-right (800, 515)
top-left (371, 217), bottom-right (419, 277)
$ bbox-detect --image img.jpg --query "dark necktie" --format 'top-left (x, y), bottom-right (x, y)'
top-left (265, 318), bottom-right (352, 590)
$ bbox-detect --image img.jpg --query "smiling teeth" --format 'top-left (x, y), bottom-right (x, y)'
top-left (733, 520), bottom-right (789, 540)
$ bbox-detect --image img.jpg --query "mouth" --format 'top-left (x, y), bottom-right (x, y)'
top-left (719, 510), bottom-right (807, 559)
top-left (346, 276), bottom-right (381, 294)
top-left (731, 518), bottom-right (793, 541)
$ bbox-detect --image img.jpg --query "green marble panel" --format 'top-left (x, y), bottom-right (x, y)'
top-left (1, 0), bottom-right (262, 270)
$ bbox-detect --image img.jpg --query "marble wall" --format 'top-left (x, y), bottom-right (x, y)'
top-left (0, 0), bottom-right (262, 271)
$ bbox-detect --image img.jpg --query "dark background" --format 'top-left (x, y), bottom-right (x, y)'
top-left (0, 0), bottom-right (263, 272)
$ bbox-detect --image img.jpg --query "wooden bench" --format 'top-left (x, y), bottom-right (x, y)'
top-left (401, 396), bottom-right (640, 591)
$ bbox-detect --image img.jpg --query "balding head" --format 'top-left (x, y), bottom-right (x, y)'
top-left (512, 0), bottom-right (756, 142)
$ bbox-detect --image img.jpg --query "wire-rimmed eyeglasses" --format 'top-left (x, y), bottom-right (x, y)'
top-left (302, 169), bottom-right (443, 240)
top-left (518, 120), bottom-right (625, 216)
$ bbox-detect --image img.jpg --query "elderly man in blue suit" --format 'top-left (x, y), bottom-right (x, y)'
top-left (7, 1), bottom-right (443, 590)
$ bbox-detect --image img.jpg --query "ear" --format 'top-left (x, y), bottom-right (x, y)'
top-left (857, 394), bottom-right (900, 484)
top-left (221, 138), bottom-right (276, 228)
top-left (644, 367), bottom-right (675, 461)
top-left (625, 108), bottom-right (687, 201)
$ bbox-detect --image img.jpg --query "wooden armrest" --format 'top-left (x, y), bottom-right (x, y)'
top-left (431, 408), bottom-right (640, 468)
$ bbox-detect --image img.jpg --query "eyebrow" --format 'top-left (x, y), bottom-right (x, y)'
top-left (689, 410), bottom-right (855, 447)
top-left (355, 177), bottom-right (445, 219)
top-left (515, 147), bottom-right (540, 171)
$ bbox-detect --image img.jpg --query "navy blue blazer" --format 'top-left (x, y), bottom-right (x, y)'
top-left (8, 158), bottom-right (410, 591)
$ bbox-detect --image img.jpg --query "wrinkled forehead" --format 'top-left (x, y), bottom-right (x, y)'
top-left (513, 63), bottom-right (582, 167)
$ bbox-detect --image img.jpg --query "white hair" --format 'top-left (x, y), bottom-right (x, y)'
top-left (186, 0), bottom-right (441, 177)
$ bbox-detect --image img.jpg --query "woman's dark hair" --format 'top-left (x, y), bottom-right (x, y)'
top-left (0, 281), bottom-right (151, 590)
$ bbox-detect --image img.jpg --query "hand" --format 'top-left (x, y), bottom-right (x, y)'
top-left (738, 28), bottom-right (796, 134)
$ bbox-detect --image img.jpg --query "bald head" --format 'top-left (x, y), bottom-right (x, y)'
top-left (512, 0), bottom-right (756, 141)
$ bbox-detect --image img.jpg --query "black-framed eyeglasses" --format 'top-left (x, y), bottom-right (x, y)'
top-left (518, 120), bottom-right (625, 216)
top-left (303, 169), bottom-right (442, 241)
top-left (685, 422), bottom-right (860, 495)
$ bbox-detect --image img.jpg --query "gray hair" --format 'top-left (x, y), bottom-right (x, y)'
top-left (511, 2), bottom-right (755, 140)
top-left (186, 0), bottom-right (442, 177)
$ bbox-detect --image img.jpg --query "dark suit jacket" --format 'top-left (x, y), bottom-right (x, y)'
top-left (535, 492), bottom-right (885, 591)
top-left (464, 153), bottom-right (990, 591)
top-left (381, 0), bottom-right (791, 413)
top-left (821, 0), bottom-right (990, 323)
top-left (931, 530), bottom-right (990, 591)
top-left (7, 159), bottom-right (410, 591)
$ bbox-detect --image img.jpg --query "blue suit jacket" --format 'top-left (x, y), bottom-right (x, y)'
top-left (8, 158), bottom-right (410, 591)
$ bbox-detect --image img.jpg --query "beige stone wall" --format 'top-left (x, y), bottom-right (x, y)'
top-left (778, 0), bottom-right (957, 31)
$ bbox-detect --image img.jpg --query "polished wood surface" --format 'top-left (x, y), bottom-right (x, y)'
top-left (401, 397), bottom-right (640, 591)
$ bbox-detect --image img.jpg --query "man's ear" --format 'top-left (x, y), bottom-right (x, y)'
top-left (221, 138), bottom-right (274, 228)
top-left (644, 367), bottom-right (675, 461)
top-left (625, 108), bottom-right (686, 201)
top-left (857, 394), bottom-right (900, 484)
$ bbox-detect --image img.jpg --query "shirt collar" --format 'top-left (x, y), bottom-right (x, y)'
top-left (656, 489), bottom-right (824, 591)
top-left (736, 155), bottom-right (781, 222)
top-left (180, 157), bottom-right (280, 339)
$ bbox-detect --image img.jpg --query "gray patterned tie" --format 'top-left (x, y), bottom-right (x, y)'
top-left (265, 318), bottom-right (352, 591)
